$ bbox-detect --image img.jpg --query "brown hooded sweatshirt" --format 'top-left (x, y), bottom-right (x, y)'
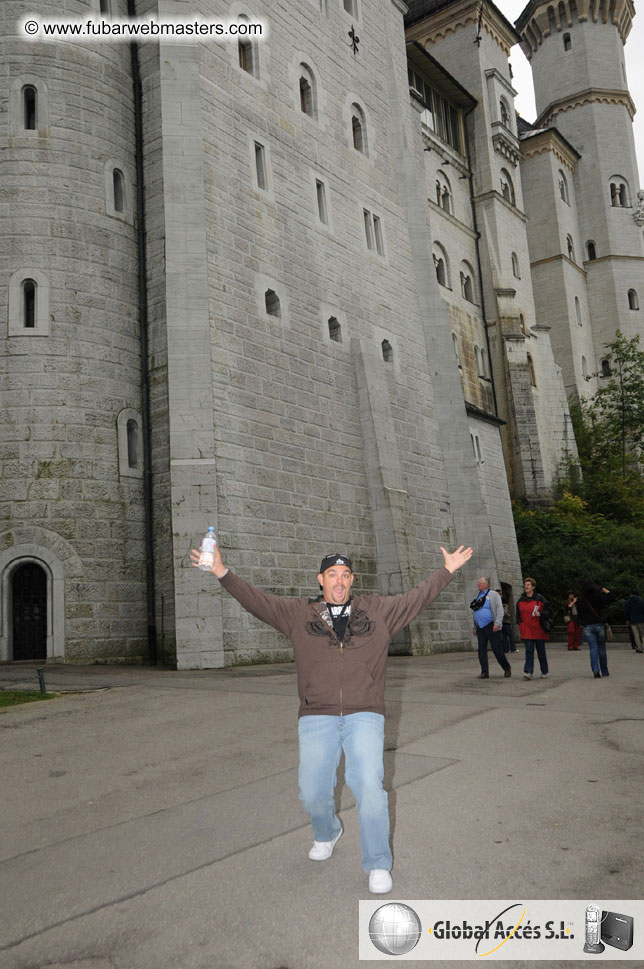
top-left (219, 567), bottom-right (453, 718)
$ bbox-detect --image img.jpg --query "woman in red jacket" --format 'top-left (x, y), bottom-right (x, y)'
top-left (516, 577), bottom-right (551, 680)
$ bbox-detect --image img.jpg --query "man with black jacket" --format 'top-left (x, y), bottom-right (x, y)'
top-left (191, 541), bottom-right (472, 895)
top-left (577, 580), bottom-right (611, 677)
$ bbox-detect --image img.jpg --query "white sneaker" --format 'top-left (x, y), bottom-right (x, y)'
top-left (523, 673), bottom-right (532, 680)
top-left (541, 672), bottom-right (549, 678)
top-left (308, 827), bottom-right (343, 861)
top-left (369, 869), bottom-right (393, 894)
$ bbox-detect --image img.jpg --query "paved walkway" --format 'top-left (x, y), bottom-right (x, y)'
top-left (1, 642), bottom-right (643, 969)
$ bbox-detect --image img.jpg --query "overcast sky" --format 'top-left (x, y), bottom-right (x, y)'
top-left (499, 0), bottom-right (644, 180)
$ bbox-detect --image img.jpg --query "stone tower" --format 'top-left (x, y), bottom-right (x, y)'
top-left (405, 0), bottom-right (578, 501)
top-left (1, 0), bottom-right (152, 664)
top-left (516, 0), bottom-right (644, 393)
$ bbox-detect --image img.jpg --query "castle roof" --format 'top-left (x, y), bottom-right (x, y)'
top-left (405, 0), bottom-right (519, 40)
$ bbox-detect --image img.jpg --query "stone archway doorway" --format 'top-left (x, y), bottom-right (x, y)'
top-left (11, 562), bottom-right (47, 661)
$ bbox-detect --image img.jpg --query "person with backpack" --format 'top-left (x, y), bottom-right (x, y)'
top-left (516, 577), bottom-right (552, 680)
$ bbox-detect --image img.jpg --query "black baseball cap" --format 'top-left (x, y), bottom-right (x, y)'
top-left (319, 553), bottom-right (353, 574)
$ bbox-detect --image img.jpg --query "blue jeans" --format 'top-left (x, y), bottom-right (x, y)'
top-left (524, 639), bottom-right (548, 675)
top-left (582, 623), bottom-right (608, 675)
top-left (297, 712), bottom-right (391, 873)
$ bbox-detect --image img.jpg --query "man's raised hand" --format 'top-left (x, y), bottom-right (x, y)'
top-left (440, 545), bottom-right (473, 574)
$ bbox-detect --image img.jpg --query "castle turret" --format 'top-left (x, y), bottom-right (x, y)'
top-left (517, 0), bottom-right (644, 365)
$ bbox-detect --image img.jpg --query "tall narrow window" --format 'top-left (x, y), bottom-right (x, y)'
top-left (316, 180), bottom-right (328, 224)
top-left (381, 339), bottom-right (393, 363)
top-left (575, 296), bottom-right (582, 325)
top-left (23, 86), bottom-right (36, 130)
top-left (344, 0), bottom-right (358, 14)
top-left (126, 419), bottom-right (139, 469)
top-left (563, 32), bottom-right (571, 50)
top-left (100, 0), bottom-right (112, 14)
top-left (113, 168), bottom-right (124, 213)
top-left (254, 142), bottom-right (267, 190)
top-left (452, 333), bottom-right (461, 366)
top-left (500, 169), bottom-right (515, 205)
top-left (582, 356), bottom-right (588, 378)
top-left (238, 22), bottom-right (258, 78)
top-left (628, 289), bottom-right (640, 310)
top-left (351, 104), bottom-right (367, 155)
top-left (601, 358), bottom-right (611, 377)
top-left (23, 278), bottom-right (36, 328)
top-left (587, 241), bottom-right (597, 260)
top-left (328, 317), bottom-right (342, 342)
top-left (527, 353), bottom-right (537, 387)
top-left (373, 215), bottom-right (385, 256)
top-left (559, 170), bottom-right (569, 203)
top-left (433, 244), bottom-right (450, 287)
top-left (363, 209), bottom-right (374, 250)
top-left (300, 77), bottom-right (312, 114)
top-left (299, 65), bottom-right (317, 118)
top-left (499, 98), bottom-right (510, 128)
top-left (566, 235), bottom-right (575, 262)
top-left (265, 289), bottom-right (281, 317)
top-left (511, 251), bottom-right (520, 278)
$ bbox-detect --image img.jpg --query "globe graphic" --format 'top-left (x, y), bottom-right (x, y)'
top-left (369, 903), bottom-right (422, 955)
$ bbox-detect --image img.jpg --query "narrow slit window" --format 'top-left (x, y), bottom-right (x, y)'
top-left (316, 180), bottom-right (328, 224)
top-left (254, 142), bottom-right (267, 190)
top-left (23, 278), bottom-right (36, 328)
top-left (381, 339), bottom-right (393, 363)
top-left (23, 86), bottom-right (37, 130)
top-left (628, 289), bottom-right (639, 310)
top-left (563, 32), bottom-right (571, 50)
top-left (113, 168), bottom-right (124, 213)
top-left (127, 419), bottom-right (139, 469)
top-left (373, 214), bottom-right (384, 255)
top-left (351, 105), bottom-right (367, 154)
top-left (363, 209), bottom-right (374, 250)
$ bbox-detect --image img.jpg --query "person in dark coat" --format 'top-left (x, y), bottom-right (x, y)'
top-left (624, 590), bottom-right (644, 652)
top-left (576, 580), bottom-right (611, 677)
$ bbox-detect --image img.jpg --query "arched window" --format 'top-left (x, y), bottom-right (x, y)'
top-left (126, 419), bottom-right (139, 470)
top-left (344, 0), bottom-right (358, 13)
top-left (328, 317), bottom-right (342, 342)
top-left (23, 85), bottom-right (36, 130)
top-left (500, 169), bottom-right (515, 205)
top-left (265, 289), bottom-right (281, 317)
top-left (575, 296), bottom-right (582, 325)
top-left (601, 358), bottom-right (611, 377)
top-left (519, 312), bottom-right (527, 335)
top-left (351, 103), bottom-right (367, 155)
top-left (381, 339), bottom-right (393, 363)
top-left (587, 240), bottom-right (597, 261)
top-left (628, 289), bottom-right (640, 310)
top-left (558, 170), bottom-right (569, 203)
top-left (610, 177), bottom-right (630, 207)
top-left (460, 261), bottom-right (476, 302)
top-left (435, 171), bottom-right (452, 214)
top-left (22, 278), bottom-right (36, 328)
top-left (113, 168), bottom-right (124, 213)
top-left (566, 234), bottom-right (575, 262)
top-left (238, 18), bottom-right (259, 77)
top-left (299, 65), bottom-right (317, 118)
top-left (511, 251), bottom-right (520, 278)
top-left (527, 353), bottom-right (537, 387)
top-left (432, 244), bottom-right (450, 288)
top-left (582, 355), bottom-right (587, 378)
top-left (563, 32), bottom-right (571, 50)
top-left (500, 97), bottom-right (510, 128)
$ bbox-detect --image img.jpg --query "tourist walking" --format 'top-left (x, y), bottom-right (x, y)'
top-left (576, 580), bottom-right (611, 677)
top-left (516, 577), bottom-right (551, 679)
top-left (565, 592), bottom-right (581, 650)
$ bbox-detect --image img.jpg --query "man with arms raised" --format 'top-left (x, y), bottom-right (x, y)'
top-left (191, 542), bottom-right (472, 894)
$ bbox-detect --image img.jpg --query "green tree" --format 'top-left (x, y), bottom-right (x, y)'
top-left (585, 331), bottom-right (644, 478)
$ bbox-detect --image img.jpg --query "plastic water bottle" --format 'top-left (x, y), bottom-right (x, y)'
top-left (198, 526), bottom-right (217, 571)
